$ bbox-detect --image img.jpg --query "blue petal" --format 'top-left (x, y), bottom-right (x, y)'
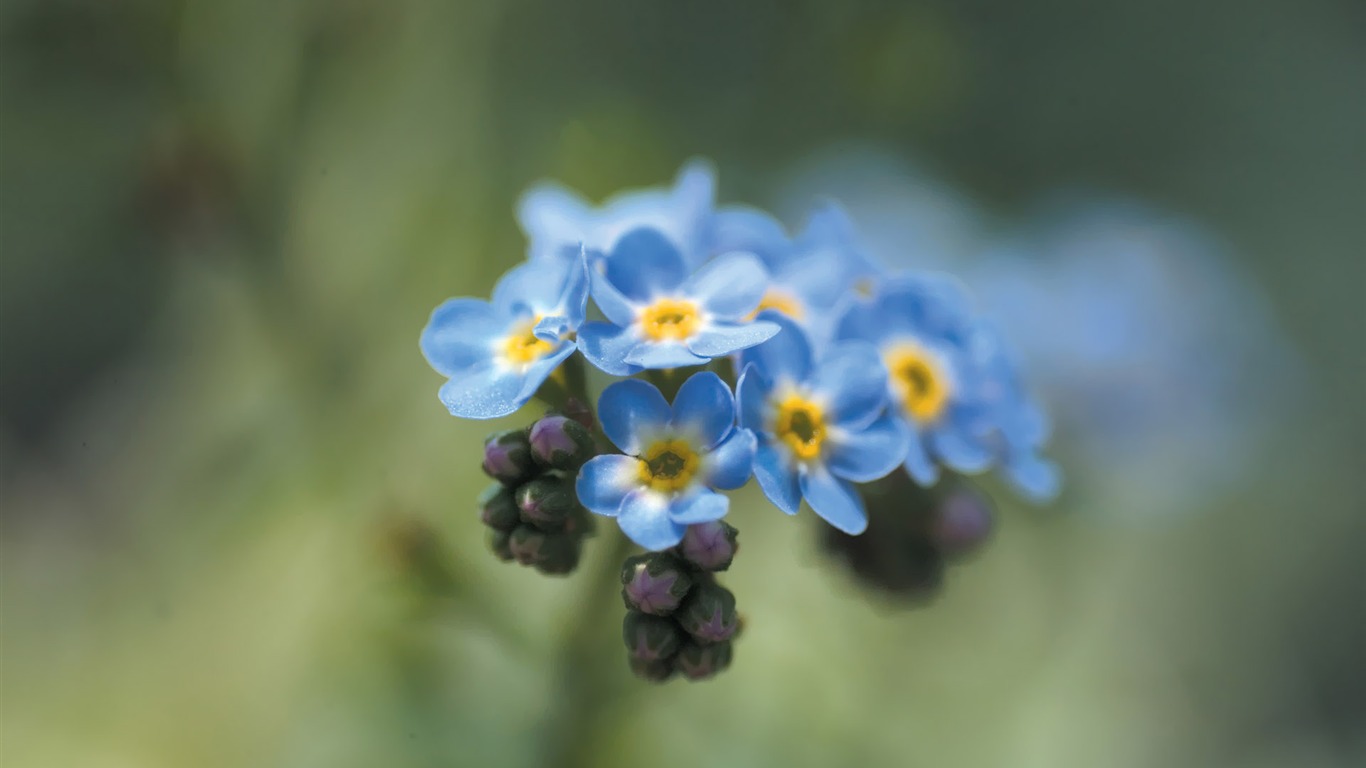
top-left (736, 313), bottom-right (813, 384)
top-left (491, 260), bottom-right (567, 316)
top-left (516, 183), bottom-right (591, 250)
top-left (835, 296), bottom-right (890, 347)
top-left (575, 454), bottom-right (640, 517)
top-left (624, 341), bottom-right (708, 369)
top-left (420, 299), bottom-right (503, 376)
top-left (710, 206), bottom-right (790, 268)
top-left (931, 428), bottom-right (994, 474)
top-left (436, 364), bottom-right (526, 420)
top-left (604, 228), bottom-right (688, 301)
top-left (825, 413), bottom-right (909, 482)
top-left (810, 341), bottom-right (888, 430)
top-left (903, 432), bottom-right (940, 486)
top-left (701, 428), bottom-right (756, 490)
top-left (683, 252), bottom-right (769, 318)
top-left (617, 490), bottom-right (687, 551)
top-left (735, 363), bottom-right (772, 432)
top-left (552, 248), bottom-right (590, 329)
top-left (577, 322), bottom-right (642, 376)
top-left (668, 489), bottom-right (730, 525)
top-left (513, 344), bottom-right (577, 403)
top-left (588, 267), bottom-right (638, 328)
top-left (798, 465), bottom-right (868, 535)
top-left (670, 371), bottom-right (735, 449)
top-left (597, 378), bottom-right (671, 455)
top-left (1005, 452), bottom-right (1062, 503)
top-left (685, 320), bottom-right (780, 358)
top-left (752, 440), bottom-right (800, 515)
top-left (533, 314), bottom-right (571, 342)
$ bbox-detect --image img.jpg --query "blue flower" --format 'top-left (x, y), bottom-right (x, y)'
top-left (577, 228), bottom-right (782, 374)
top-left (517, 159), bottom-right (716, 266)
top-left (737, 314), bottom-right (908, 534)
top-left (836, 274), bottom-right (993, 486)
top-left (420, 252), bottom-right (588, 419)
top-left (575, 373), bottom-right (756, 550)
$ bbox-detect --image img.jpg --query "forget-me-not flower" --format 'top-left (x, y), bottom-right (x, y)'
top-left (737, 314), bottom-right (908, 534)
top-left (420, 252), bottom-right (588, 419)
top-left (577, 228), bottom-right (781, 374)
top-left (575, 372), bottom-right (756, 550)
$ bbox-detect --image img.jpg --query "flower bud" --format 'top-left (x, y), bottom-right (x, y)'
top-left (628, 655), bottom-right (676, 683)
top-left (528, 415), bottom-right (596, 471)
top-left (678, 520), bottom-right (739, 572)
top-left (930, 485), bottom-right (994, 559)
top-left (620, 553), bottom-right (694, 615)
top-left (515, 476), bottom-right (577, 532)
top-left (488, 528), bottom-right (515, 562)
top-left (478, 483), bottom-right (521, 532)
top-left (675, 581), bottom-right (739, 643)
top-left (674, 639), bottom-right (733, 681)
top-left (507, 525), bottom-right (548, 566)
top-left (532, 534), bottom-right (582, 576)
top-left (622, 611), bottom-right (683, 662)
top-left (481, 429), bottom-right (537, 486)
top-left (561, 505), bottom-right (597, 537)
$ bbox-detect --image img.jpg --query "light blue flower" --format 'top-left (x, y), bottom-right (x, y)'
top-left (577, 228), bottom-right (781, 374)
top-left (517, 159), bottom-right (716, 266)
top-left (836, 274), bottom-right (994, 486)
top-left (420, 252), bottom-right (588, 419)
top-left (736, 314), bottom-right (908, 534)
top-left (575, 373), bottom-right (756, 551)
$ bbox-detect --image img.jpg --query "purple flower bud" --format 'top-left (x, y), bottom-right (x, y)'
top-left (678, 521), bottom-right (739, 572)
top-left (676, 581), bottom-right (738, 643)
top-left (481, 429), bottom-right (537, 486)
top-left (674, 640), bottom-right (733, 681)
top-left (515, 476), bottom-right (577, 532)
top-left (628, 655), bottom-right (676, 683)
top-left (487, 528), bottom-right (515, 563)
top-left (478, 484), bottom-right (521, 532)
top-left (930, 486), bottom-right (995, 559)
top-left (621, 553), bottom-right (694, 615)
top-left (622, 611), bottom-right (683, 662)
top-left (528, 415), bottom-right (596, 471)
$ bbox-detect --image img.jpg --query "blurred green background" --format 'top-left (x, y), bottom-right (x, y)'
top-left (2, 1), bottom-right (1363, 766)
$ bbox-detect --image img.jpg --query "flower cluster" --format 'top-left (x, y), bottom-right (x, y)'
top-left (420, 160), bottom-right (1060, 680)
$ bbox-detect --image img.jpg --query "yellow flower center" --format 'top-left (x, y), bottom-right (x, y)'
top-left (636, 438), bottom-right (700, 493)
top-left (885, 342), bottom-right (951, 423)
top-left (773, 393), bottom-right (826, 461)
top-left (502, 317), bottom-right (556, 365)
top-left (639, 298), bottom-right (701, 341)
top-left (747, 289), bottom-right (805, 321)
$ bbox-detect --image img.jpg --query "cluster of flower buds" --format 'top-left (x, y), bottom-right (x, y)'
top-left (619, 520), bottom-right (741, 682)
top-left (820, 471), bottom-right (995, 601)
top-left (479, 413), bottom-right (599, 575)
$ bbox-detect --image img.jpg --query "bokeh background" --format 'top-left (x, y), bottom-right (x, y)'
top-left (3, 1), bottom-right (1363, 766)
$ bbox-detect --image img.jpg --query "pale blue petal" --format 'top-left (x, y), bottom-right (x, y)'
top-left (575, 455), bottom-right (640, 517)
top-left (798, 465), bottom-right (868, 535)
top-left (735, 364), bottom-right (771, 431)
top-left (668, 489), bottom-right (730, 525)
top-left (597, 378), bottom-right (671, 455)
top-left (931, 428), bottom-right (994, 474)
top-left (753, 441), bottom-right (800, 515)
top-left (604, 228), bottom-right (688, 301)
top-left (685, 320), bottom-right (780, 358)
top-left (420, 298), bottom-right (503, 376)
top-left (670, 371), bottom-right (735, 449)
top-left (491, 260), bottom-right (567, 315)
top-left (577, 322), bottom-right (642, 376)
top-left (825, 414), bottom-right (909, 483)
top-left (701, 428), bottom-right (756, 490)
top-left (618, 490), bottom-right (687, 551)
top-left (437, 364), bottom-right (526, 420)
top-left (552, 248), bottom-right (590, 329)
top-left (512, 344), bottom-right (577, 403)
top-left (735, 313), bottom-right (812, 383)
top-left (533, 314), bottom-right (571, 342)
top-left (588, 267), bottom-right (638, 327)
top-left (516, 183), bottom-right (591, 249)
top-left (683, 252), bottom-right (769, 318)
top-left (835, 296), bottom-right (890, 347)
top-left (903, 432), bottom-right (940, 486)
top-left (624, 341), bottom-right (708, 370)
top-left (811, 341), bottom-right (888, 430)
top-left (1005, 452), bottom-right (1061, 504)
top-left (710, 206), bottom-right (790, 268)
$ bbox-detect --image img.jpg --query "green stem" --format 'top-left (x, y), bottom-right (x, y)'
top-left (535, 531), bottom-right (636, 768)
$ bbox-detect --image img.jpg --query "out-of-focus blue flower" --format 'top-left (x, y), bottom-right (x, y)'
top-left (420, 251), bottom-right (588, 419)
top-left (706, 203), bottom-right (878, 345)
top-left (577, 228), bottom-right (781, 374)
top-left (737, 314), bottom-right (907, 534)
top-left (517, 159), bottom-right (716, 266)
top-left (576, 373), bottom-right (756, 551)
top-left (837, 275), bottom-right (996, 487)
